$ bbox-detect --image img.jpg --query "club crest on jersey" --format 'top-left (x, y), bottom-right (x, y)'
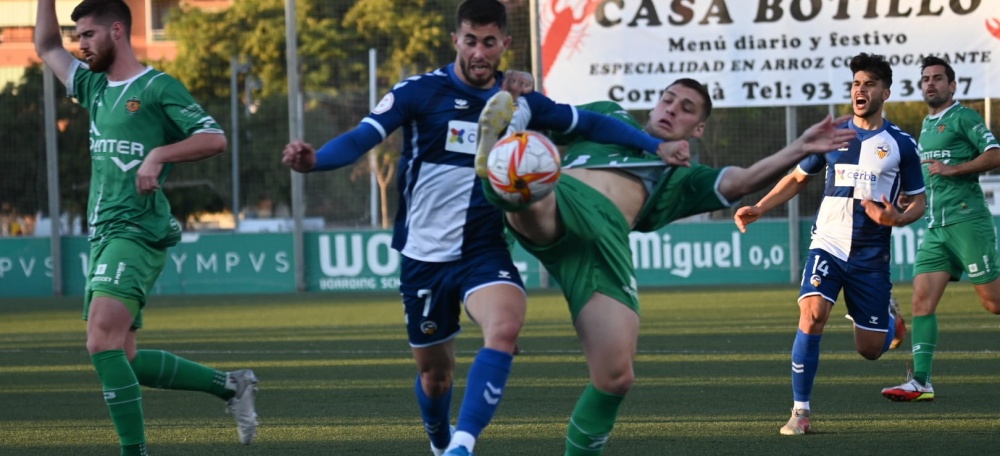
top-left (125, 97), bottom-right (141, 115)
top-left (875, 143), bottom-right (890, 159)
top-left (449, 128), bottom-right (466, 144)
top-left (937, 124), bottom-right (946, 133)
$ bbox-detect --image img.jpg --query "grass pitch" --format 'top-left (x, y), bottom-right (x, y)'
top-left (1, 285), bottom-right (998, 455)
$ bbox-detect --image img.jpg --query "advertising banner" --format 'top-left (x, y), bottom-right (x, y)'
top-left (539, 1), bottom-right (1000, 109)
top-left (0, 221), bottom-right (988, 297)
top-left (303, 231), bottom-right (546, 292)
top-left (0, 233), bottom-right (295, 297)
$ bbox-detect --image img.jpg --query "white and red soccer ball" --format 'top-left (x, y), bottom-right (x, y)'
top-left (486, 131), bottom-right (561, 205)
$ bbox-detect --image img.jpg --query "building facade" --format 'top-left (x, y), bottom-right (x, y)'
top-left (0, 0), bottom-right (230, 85)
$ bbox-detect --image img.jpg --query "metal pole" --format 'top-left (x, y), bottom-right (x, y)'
top-left (986, 97), bottom-right (992, 132)
top-left (43, 65), bottom-right (62, 295)
top-left (369, 48), bottom-right (379, 228)
top-left (230, 56), bottom-right (241, 232)
top-left (528, 0), bottom-right (542, 93)
top-left (286, 0), bottom-right (306, 292)
top-left (785, 106), bottom-right (799, 284)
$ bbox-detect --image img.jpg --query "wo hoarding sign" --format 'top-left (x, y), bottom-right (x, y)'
top-left (539, 0), bottom-right (1000, 109)
top-left (303, 232), bottom-right (545, 291)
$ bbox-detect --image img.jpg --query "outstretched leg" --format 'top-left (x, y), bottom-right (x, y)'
top-left (475, 91), bottom-right (515, 178)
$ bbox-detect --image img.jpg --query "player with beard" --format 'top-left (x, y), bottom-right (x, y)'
top-left (33, 1), bottom-right (258, 455)
top-left (734, 53), bottom-right (926, 435)
top-left (281, 1), bottom-right (684, 455)
top-left (880, 56), bottom-right (1000, 402)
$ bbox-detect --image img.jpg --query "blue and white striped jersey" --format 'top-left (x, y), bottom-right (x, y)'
top-left (798, 119), bottom-right (925, 266)
top-left (364, 64), bottom-right (585, 262)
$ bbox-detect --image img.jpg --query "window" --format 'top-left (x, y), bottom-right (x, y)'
top-left (60, 26), bottom-right (79, 43)
top-left (151, 0), bottom-right (181, 41)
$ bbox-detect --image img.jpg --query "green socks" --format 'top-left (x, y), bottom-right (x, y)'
top-left (121, 443), bottom-right (149, 456)
top-left (564, 384), bottom-right (624, 456)
top-left (129, 349), bottom-right (233, 400)
top-left (91, 350), bottom-right (146, 450)
top-left (911, 314), bottom-right (938, 384)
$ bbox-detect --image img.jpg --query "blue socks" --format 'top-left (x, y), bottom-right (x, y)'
top-left (790, 329), bottom-right (822, 402)
top-left (416, 375), bottom-right (453, 450)
top-left (456, 348), bottom-right (513, 438)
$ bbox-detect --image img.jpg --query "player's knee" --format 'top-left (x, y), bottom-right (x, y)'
top-left (419, 371), bottom-right (453, 398)
top-left (858, 346), bottom-right (883, 360)
top-left (982, 300), bottom-right (1000, 315)
top-left (483, 317), bottom-right (523, 346)
top-left (85, 336), bottom-right (116, 355)
top-left (594, 368), bottom-right (634, 396)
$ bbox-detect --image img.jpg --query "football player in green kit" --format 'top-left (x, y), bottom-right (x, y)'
top-left (34, 1), bottom-right (258, 454)
top-left (476, 77), bottom-right (856, 454)
top-left (881, 56), bottom-right (1000, 402)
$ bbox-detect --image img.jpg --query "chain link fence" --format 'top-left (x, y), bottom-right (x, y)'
top-left (2, 0), bottom-right (998, 239)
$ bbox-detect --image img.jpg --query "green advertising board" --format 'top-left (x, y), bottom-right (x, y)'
top-left (0, 233), bottom-right (295, 297)
top-left (631, 220), bottom-right (793, 286)
top-left (1, 218), bottom-right (995, 297)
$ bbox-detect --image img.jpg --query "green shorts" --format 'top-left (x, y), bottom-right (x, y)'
top-left (83, 237), bottom-right (168, 329)
top-left (506, 174), bottom-right (639, 321)
top-left (913, 216), bottom-right (1000, 285)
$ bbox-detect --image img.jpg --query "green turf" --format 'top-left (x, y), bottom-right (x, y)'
top-left (1, 285), bottom-right (998, 455)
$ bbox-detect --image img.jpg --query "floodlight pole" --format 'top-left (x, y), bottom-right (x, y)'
top-left (43, 64), bottom-right (62, 295)
top-left (230, 56), bottom-right (242, 232)
top-left (369, 48), bottom-right (379, 228)
top-left (785, 106), bottom-right (799, 284)
top-left (286, 0), bottom-right (306, 292)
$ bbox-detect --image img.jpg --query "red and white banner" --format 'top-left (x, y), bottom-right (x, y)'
top-left (538, 0), bottom-right (1000, 109)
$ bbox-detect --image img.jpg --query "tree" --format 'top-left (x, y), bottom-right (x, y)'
top-left (164, 0), bottom-right (353, 100)
top-left (0, 64), bottom-right (91, 232)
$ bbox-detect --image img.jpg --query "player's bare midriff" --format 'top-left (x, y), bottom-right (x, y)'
top-left (564, 167), bottom-right (648, 225)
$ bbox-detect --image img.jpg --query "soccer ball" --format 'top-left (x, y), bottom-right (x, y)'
top-left (486, 131), bottom-right (561, 205)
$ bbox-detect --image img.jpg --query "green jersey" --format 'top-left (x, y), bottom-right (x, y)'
top-left (918, 102), bottom-right (1000, 228)
top-left (69, 62), bottom-right (223, 247)
top-left (555, 101), bottom-right (665, 169)
top-left (551, 101), bottom-right (730, 232)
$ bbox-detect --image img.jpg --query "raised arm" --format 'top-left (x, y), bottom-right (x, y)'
top-left (720, 114), bottom-right (854, 201)
top-left (34, 0), bottom-right (77, 85)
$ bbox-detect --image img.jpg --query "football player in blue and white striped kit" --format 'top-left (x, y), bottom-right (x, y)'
top-left (281, 2), bottom-right (681, 454)
top-left (734, 53), bottom-right (927, 436)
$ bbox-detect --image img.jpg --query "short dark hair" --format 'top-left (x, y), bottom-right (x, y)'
top-left (849, 53), bottom-right (892, 88)
top-left (456, 0), bottom-right (507, 34)
top-left (920, 56), bottom-right (955, 83)
top-left (668, 78), bottom-right (713, 120)
top-left (71, 0), bottom-right (132, 33)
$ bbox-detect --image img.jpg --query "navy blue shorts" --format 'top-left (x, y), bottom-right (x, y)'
top-left (798, 248), bottom-right (891, 332)
top-left (400, 249), bottom-right (525, 347)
